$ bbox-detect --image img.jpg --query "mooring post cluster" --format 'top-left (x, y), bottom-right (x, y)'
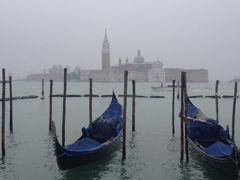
top-left (2, 66), bottom-right (239, 171)
top-left (57, 69), bottom-right (130, 160)
top-left (178, 75), bottom-right (239, 163)
top-left (51, 68), bottom-right (132, 163)
top-left (1, 68), bottom-right (15, 156)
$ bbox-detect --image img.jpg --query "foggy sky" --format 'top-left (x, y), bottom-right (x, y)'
top-left (0, 0), bottom-right (240, 81)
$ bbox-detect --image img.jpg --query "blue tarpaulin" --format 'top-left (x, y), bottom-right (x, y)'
top-left (86, 97), bottom-right (122, 142)
top-left (65, 137), bottom-right (102, 154)
top-left (204, 141), bottom-right (232, 157)
top-left (186, 101), bottom-right (199, 117)
top-left (64, 94), bottom-right (123, 154)
top-left (188, 120), bottom-right (230, 147)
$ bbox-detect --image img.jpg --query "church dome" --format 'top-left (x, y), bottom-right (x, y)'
top-left (134, 50), bottom-right (144, 63)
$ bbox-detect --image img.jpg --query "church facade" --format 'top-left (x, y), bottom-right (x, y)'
top-left (80, 31), bottom-right (208, 82)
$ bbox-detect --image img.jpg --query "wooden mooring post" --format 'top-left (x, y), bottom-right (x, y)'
top-left (49, 80), bottom-right (53, 131)
top-left (132, 80), bottom-right (136, 132)
top-left (2, 68), bottom-right (6, 156)
top-left (172, 80), bottom-right (175, 134)
top-left (183, 76), bottom-right (189, 162)
top-left (62, 68), bottom-right (67, 146)
top-left (231, 82), bottom-right (237, 141)
top-left (9, 76), bottom-right (13, 133)
top-left (41, 79), bottom-right (45, 99)
top-left (177, 81), bottom-right (180, 100)
top-left (215, 80), bottom-right (219, 123)
top-left (122, 71), bottom-right (128, 161)
top-left (89, 78), bottom-right (93, 124)
top-left (180, 72), bottom-right (186, 161)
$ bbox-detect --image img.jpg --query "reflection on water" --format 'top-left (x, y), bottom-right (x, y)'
top-left (129, 132), bottom-right (137, 149)
top-left (189, 147), bottom-right (240, 180)
top-left (166, 135), bottom-right (238, 180)
top-left (62, 153), bottom-right (115, 180)
top-left (62, 132), bottom-right (141, 180)
top-left (0, 133), bottom-right (18, 180)
top-left (122, 132), bottom-right (142, 180)
top-left (0, 157), bottom-right (6, 169)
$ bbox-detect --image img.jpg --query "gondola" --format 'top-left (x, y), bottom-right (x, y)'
top-left (51, 92), bottom-right (123, 170)
top-left (185, 97), bottom-right (240, 176)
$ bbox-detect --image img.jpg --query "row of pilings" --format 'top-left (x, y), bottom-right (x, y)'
top-left (1, 68), bottom-right (238, 163)
top-left (0, 68), bottom-right (135, 160)
top-left (47, 69), bottom-right (133, 160)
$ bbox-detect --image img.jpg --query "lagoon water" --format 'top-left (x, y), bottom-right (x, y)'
top-left (0, 81), bottom-right (240, 180)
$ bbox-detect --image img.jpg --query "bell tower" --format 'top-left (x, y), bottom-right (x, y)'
top-left (102, 29), bottom-right (110, 73)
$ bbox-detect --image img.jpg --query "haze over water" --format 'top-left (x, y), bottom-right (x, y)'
top-left (1, 0), bottom-right (240, 81)
top-left (1, 0), bottom-right (240, 179)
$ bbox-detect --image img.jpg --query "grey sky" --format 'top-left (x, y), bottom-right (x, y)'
top-left (0, 0), bottom-right (240, 81)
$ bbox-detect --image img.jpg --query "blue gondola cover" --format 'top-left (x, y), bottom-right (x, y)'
top-left (188, 120), bottom-right (230, 147)
top-left (64, 93), bottom-right (123, 154)
top-left (86, 97), bottom-right (122, 143)
top-left (184, 97), bottom-right (240, 176)
top-left (204, 141), bottom-right (233, 157)
top-left (186, 100), bottom-right (199, 117)
top-left (65, 137), bottom-right (102, 154)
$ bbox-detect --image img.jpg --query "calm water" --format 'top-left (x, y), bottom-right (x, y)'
top-left (0, 81), bottom-right (240, 180)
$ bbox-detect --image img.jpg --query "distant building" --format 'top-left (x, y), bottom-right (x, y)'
top-left (26, 73), bottom-right (51, 81)
top-left (26, 65), bottom-right (80, 81)
top-left (230, 77), bottom-right (240, 82)
top-left (148, 61), bottom-right (165, 82)
top-left (80, 29), bottom-right (112, 81)
top-left (111, 50), bottom-right (165, 82)
top-left (80, 70), bottom-right (111, 81)
top-left (80, 30), bottom-right (208, 82)
top-left (164, 68), bottom-right (208, 82)
top-left (26, 30), bottom-right (209, 82)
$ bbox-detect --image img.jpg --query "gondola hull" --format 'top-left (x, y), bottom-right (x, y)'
top-left (185, 96), bottom-right (240, 176)
top-left (55, 132), bottom-right (122, 170)
top-left (189, 136), bottom-right (239, 177)
top-left (51, 92), bottom-right (123, 170)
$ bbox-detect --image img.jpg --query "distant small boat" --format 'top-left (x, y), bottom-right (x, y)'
top-left (52, 92), bottom-right (123, 170)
